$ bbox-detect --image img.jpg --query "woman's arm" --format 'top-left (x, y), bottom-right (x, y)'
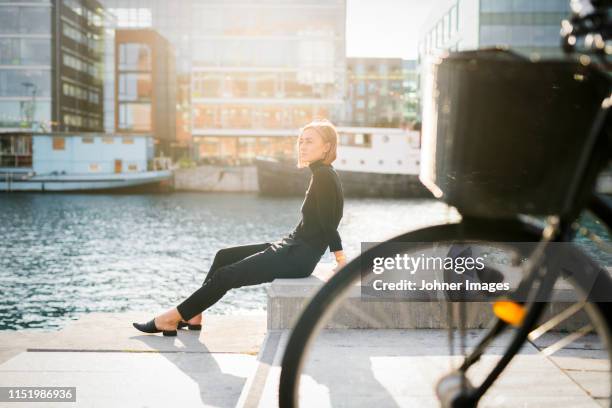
top-left (333, 249), bottom-right (347, 272)
top-left (313, 169), bottom-right (343, 251)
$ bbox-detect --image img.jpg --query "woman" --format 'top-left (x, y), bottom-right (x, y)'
top-left (133, 119), bottom-right (347, 336)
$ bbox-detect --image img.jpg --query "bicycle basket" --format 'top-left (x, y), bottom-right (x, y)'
top-left (420, 49), bottom-right (610, 218)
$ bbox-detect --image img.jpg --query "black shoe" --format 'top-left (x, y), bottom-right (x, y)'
top-left (178, 321), bottom-right (202, 331)
top-left (132, 319), bottom-right (177, 336)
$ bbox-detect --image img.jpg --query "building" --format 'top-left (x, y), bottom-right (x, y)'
top-left (96, 0), bottom-right (347, 163)
top-left (99, 0), bottom-right (195, 156)
top-left (0, 0), bottom-right (108, 133)
top-left (115, 29), bottom-right (176, 156)
top-left (417, 0), bottom-right (572, 104)
top-left (190, 0), bottom-right (347, 163)
top-left (345, 58), bottom-right (405, 128)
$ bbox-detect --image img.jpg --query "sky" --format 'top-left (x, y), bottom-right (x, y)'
top-left (346, 0), bottom-right (434, 60)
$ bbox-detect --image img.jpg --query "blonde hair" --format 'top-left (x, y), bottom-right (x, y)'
top-left (296, 119), bottom-right (339, 168)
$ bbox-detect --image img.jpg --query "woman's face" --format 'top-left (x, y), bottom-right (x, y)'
top-left (299, 128), bottom-right (330, 164)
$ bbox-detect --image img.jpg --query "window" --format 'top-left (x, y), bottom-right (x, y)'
top-left (118, 73), bottom-right (152, 101)
top-left (0, 100), bottom-right (50, 128)
top-left (0, 38), bottom-right (51, 65)
top-left (119, 43), bottom-right (152, 71)
top-left (339, 133), bottom-right (372, 147)
top-left (89, 163), bottom-right (99, 172)
top-left (102, 137), bottom-right (114, 144)
top-left (0, 38), bottom-right (19, 65)
top-left (63, 114), bottom-right (82, 127)
top-left (81, 136), bottom-right (94, 144)
top-left (127, 163), bottom-right (138, 171)
top-left (119, 103), bottom-right (151, 131)
top-left (357, 82), bottom-right (366, 96)
top-left (0, 7), bottom-right (18, 33)
top-left (122, 137), bottom-right (134, 144)
top-left (355, 133), bottom-right (369, 145)
top-left (192, 73), bottom-right (222, 98)
top-left (20, 7), bottom-right (50, 34)
top-left (0, 69), bottom-right (51, 97)
top-left (52, 137), bottom-right (65, 150)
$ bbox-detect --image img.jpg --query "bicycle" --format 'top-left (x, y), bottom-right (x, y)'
top-left (279, 1), bottom-right (612, 406)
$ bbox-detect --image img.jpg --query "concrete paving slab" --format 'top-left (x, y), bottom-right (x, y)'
top-left (0, 313), bottom-right (268, 408)
top-left (252, 329), bottom-right (602, 408)
top-left (0, 313), bottom-right (266, 355)
top-left (0, 351), bottom-right (256, 408)
top-left (531, 332), bottom-right (605, 350)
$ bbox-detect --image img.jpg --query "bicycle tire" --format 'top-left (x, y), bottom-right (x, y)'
top-left (279, 218), bottom-right (612, 407)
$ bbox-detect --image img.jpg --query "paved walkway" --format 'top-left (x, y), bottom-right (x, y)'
top-left (0, 313), bottom-right (608, 407)
top-left (244, 329), bottom-right (608, 408)
top-left (0, 313), bottom-right (267, 408)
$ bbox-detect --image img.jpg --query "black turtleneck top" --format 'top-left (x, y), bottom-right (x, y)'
top-left (288, 159), bottom-right (344, 253)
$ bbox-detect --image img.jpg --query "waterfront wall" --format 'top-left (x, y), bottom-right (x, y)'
top-left (173, 165), bottom-right (258, 192)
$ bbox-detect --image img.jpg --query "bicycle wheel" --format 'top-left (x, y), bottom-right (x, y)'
top-left (279, 217), bottom-right (612, 407)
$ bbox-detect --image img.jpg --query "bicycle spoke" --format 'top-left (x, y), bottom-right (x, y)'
top-left (529, 301), bottom-right (587, 341)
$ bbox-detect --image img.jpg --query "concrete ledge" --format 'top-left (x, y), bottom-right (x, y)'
top-left (267, 264), bottom-right (611, 330)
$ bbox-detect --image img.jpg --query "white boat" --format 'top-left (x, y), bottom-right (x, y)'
top-left (256, 126), bottom-right (431, 198)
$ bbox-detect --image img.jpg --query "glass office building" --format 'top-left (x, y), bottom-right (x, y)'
top-left (417, 0), bottom-right (572, 108)
top-left (0, 0), bottom-right (107, 133)
top-left (479, 0), bottom-right (571, 57)
top-left (0, 1), bottom-right (53, 132)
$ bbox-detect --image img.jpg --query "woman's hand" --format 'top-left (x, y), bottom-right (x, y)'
top-left (333, 250), bottom-right (347, 272)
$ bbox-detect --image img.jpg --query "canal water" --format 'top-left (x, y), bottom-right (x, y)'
top-left (1, 192), bottom-right (609, 331)
top-left (0, 193), bottom-right (459, 330)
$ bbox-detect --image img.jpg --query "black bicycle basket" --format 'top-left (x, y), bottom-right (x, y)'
top-left (420, 49), bottom-right (610, 219)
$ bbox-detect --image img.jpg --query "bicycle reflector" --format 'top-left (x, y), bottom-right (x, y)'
top-left (493, 300), bottom-right (526, 326)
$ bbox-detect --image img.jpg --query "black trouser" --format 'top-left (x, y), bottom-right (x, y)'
top-left (176, 238), bottom-right (323, 320)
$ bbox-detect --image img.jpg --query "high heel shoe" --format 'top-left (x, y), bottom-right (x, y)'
top-left (178, 321), bottom-right (202, 331)
top-left (132, 319), bottom-right (177, 336)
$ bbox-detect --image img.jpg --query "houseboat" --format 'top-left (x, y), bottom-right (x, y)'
top-left (255, 127), bottom-right (431, 198)
top-left (0, 132), bottom-right (172, 192)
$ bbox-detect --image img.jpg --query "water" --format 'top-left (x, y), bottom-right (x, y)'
top-left (0, 192), bottom-right (458, 330)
